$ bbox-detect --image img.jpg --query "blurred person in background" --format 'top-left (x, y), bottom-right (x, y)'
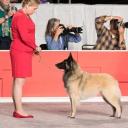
top-left (0, 0), bottom-right (17, 50)
top-left (45, 18), bottom-right (82, 50)
top-left (93, 15), bottom-right (126, 50)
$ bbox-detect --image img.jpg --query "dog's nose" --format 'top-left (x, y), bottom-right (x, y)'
top-left (55, 63), bottom-right (59, 67)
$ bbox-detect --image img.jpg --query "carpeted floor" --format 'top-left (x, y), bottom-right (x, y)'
top-left (0, 102), bottom-right (128, 128)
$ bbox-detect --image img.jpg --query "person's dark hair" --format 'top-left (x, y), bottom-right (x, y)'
top-left (45, 18), bottom-right (60, 37)
top-left (110, 19), bottom-right (119, 30)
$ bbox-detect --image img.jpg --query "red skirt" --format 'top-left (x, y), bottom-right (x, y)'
top-left (10, 50), bottom-right (33, 77)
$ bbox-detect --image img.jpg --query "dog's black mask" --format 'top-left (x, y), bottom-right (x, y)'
top-left (55, 53), bottom-right (74, 72)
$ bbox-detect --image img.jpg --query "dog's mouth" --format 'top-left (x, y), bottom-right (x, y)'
top-left (55, 63), bottom-right (61, 68)
top-left (55, 63), bottom-right (59, 68)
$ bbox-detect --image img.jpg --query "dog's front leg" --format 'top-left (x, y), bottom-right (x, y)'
top-left (68, 97), bottom-right (74, 118)
top-left (68, 96), bottom-right (78, 118)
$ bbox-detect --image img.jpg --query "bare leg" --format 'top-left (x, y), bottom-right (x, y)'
top-left (12, 77), bottom-right (29, 116)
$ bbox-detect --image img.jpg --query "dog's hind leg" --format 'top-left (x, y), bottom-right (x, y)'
top-left (101, 94), bottom-right (116, 117)
top-left (101, 92), bottom-right (122, 118)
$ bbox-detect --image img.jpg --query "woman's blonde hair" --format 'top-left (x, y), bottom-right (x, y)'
top-left (22, 0), bottom-right (40, 7)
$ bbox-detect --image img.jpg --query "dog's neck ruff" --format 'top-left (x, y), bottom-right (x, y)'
top-left (67, 72), bottom-right (85, 82)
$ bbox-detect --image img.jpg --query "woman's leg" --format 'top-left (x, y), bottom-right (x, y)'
top-left (12, 77), bottom-right (29, 116)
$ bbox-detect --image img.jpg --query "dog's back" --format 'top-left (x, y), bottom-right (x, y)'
top-left (81, 73), bottom-right (121, 99)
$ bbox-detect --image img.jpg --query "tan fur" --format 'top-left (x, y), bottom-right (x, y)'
top-left (66, 65), bottom-right (122, 118)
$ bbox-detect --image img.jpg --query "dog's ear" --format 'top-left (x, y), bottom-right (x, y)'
top-left (68, 52), bottom-right (73, 61)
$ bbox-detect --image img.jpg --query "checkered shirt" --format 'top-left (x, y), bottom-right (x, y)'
top-left (93, 16), bottom-right (126, 50)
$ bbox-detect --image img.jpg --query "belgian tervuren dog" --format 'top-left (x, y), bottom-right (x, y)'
top-left (55, 53), bottom-right (122, 118)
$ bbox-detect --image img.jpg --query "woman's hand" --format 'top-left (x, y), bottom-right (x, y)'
top-left (34, 46), bottom-right (41, 55)
top-left (53, 26), bottom-right (64, 41)
top-left (55, 26), bottom-right (64, 36)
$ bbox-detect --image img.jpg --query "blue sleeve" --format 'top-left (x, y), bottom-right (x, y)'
top-left (45, 35), bottom-right (60, 50)
top-left (66, 33), bottom-right (81, 43)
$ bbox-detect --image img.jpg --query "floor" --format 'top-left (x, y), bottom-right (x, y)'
top-left (0, 102), bottom-right (128, 128)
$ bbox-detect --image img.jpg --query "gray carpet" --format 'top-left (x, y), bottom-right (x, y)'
top-left (0, 102), bottom-right (128, 128)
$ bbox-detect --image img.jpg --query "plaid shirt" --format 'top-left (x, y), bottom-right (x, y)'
top-left (93, 16), bottom-right (126, 50)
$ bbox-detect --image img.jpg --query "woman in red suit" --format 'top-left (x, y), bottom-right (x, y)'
top-left (10, 0), bottom-right (41, 118)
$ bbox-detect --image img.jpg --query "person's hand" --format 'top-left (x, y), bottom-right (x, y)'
top-left (7, 11), bottom-right (14, 17)
top-left (112, 16), bottom-right (123, 22)
top-left (8, 9), bottom-right (16, 17)
top-left (7, 6), bottom-right (17, 17)
top-left (34, 46), bottom-right (41, 55)
top-left (55, 26), bottom-right (64, 36)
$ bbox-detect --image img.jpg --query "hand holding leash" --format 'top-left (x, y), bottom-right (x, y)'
top-left (34, 46), bottom-right (41, 55)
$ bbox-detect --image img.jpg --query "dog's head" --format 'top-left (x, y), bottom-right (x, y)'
top-left (55, 53), bottom-right (76, 72)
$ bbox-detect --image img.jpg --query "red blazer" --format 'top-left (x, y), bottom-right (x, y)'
top-left (10, 9), bottom-right (36, 52)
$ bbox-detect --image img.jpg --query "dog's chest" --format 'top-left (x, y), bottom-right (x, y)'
top-left (63, 73), bottom-right (84, 88)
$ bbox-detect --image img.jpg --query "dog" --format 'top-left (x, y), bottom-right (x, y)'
top-left (55, 53), bottom-right (122, 118)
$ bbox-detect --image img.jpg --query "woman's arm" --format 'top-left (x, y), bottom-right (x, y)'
top-left (66, 33), bottom-right (81, 43)
top-left (16, 15), bottom-right (36, 50)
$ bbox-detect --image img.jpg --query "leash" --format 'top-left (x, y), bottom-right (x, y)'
top-left (33, 52), bottom-right (42, 63)
top-left (38, 53), bottom-right (42, 62)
